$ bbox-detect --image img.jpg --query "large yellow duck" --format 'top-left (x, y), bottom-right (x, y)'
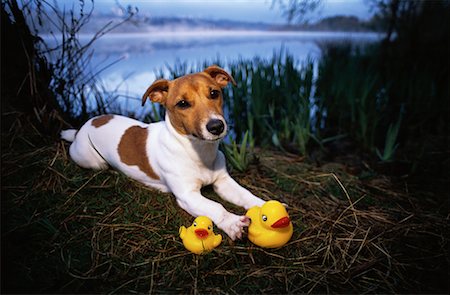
top-left (246, 200), bottom-right (293, 248)
top-left (179, 216), bottom-right (222, 254)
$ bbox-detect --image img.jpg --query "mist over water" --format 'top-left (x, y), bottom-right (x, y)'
top-left (42, 30), bottom-right (382, 115)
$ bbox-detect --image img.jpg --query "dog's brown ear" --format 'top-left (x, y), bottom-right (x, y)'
top-left (142, 79), bottom-right (170, 106)
top-left (204, 65), bottom-right (236, 88)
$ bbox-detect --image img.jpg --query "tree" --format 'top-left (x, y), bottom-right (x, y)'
top-left (367, 0), bottom-right (424, 42)
top-left (272, 0), bottom-right (322, 24)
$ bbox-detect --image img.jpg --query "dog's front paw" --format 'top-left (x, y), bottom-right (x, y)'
top-left (219, 214), bottom-right (250, 241)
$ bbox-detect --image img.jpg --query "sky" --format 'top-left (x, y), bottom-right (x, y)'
top-left (90, 0), bottom-right (373, 23)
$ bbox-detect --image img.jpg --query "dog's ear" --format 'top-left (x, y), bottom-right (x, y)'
top-left (204, 65), bottom-right (236, 88)
top-left (142, 79), bottom-right (170, 106)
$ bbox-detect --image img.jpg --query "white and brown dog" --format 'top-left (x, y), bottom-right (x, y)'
top-left (61, 66), bottom-right (265, 240)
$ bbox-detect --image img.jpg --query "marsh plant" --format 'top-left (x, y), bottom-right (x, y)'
top-left (222, 130), bottom-right (255, 172)
top-left (315, 44), bottom-right (383, 150)
top-left (225, 52), bottom-right (314, 154)
top-left (376, 113), bottom-right (402, 162)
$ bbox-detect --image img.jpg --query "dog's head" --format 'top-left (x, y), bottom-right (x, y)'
top-left (142, 66), bottom-right (235, 141)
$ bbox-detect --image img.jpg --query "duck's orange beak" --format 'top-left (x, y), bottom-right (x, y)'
top-left (195, 229), bottom-right (209, 239)
top-left (271, 216), bottom-right (290, 228)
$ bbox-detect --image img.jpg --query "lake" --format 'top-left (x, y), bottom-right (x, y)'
top-left (44, 30), bottom-right (382, 116)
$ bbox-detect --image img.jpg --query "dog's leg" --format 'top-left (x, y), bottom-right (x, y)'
top-left (67, 134), bottom-right (108, 170)
top-left (213, 173), bottom-right (266, 209)
top-left (171, 187), bottom-right (249, 240)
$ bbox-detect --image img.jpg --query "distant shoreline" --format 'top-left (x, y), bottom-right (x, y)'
top-left (32, 13), bottom-right (382, 37)
top-left (41, 30), bottom-right (384, 40)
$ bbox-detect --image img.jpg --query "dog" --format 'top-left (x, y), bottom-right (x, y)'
top-left (61, 66), bottom-right (265, 240)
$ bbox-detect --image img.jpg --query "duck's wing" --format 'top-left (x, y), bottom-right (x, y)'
top-left (213, 234), bottom-right (222, 248)
top-left (246, 207), bottom-right (264, 237)
top-left (245, 206), bottom-right (260, 221)
top-left (179, 226), bottom-right (187, 239)
top-left (250, 225), bottom-right (264, 237)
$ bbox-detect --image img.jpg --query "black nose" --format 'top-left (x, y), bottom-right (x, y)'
top-left (206, 119), bottom-right (225, 136)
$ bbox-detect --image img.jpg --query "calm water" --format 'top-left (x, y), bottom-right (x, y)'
top-left (44, 30), bottom-right (382, 115)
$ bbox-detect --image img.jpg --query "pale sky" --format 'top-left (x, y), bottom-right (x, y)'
top-left (90, 0), bottom-right (373, 23)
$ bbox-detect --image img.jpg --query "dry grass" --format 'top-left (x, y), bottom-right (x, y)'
top-left (2, 115), bottom-right (448, 294)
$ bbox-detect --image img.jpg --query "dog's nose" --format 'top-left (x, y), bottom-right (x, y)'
top-left (206, 119), bottom-right (225, 136)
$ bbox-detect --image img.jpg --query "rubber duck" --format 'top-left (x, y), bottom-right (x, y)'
top-left (246, 200), bottom-right (293, 248)
top-left (179, 216), bottom-right (222, 254)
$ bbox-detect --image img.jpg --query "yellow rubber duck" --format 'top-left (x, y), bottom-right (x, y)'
top-left (246, 200), bottom-right (293, 248)
top-left (179, 216), bottom-right (222, 254)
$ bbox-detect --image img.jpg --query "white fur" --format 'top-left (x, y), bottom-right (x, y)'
top-left (62, 112), bottom-right (264, 240)
top-left (60, 129), bottom-right (77, 142)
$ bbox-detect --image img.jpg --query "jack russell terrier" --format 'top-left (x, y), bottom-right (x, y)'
top-left (61, 66), bottom-right (265, 240)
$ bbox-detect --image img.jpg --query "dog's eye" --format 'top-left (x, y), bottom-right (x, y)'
top-left (176, 99), bottom-right (191, 109)
top-left (210, 90), bottom-right (220, 99)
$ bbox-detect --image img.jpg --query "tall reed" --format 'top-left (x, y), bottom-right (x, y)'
top-left (315, 43), bottom-right (383, 150)
top-left (316, 38), bottom-right (448, 163)
top-left (224, 51), bottom-right (314, 154)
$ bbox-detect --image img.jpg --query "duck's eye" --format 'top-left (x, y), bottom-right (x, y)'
top-left (208, 226), bottom-right (211, 230)
top-left (210, 89), bottom-right (220, 99)
top-left (176, 99), bottom-right (191, 109)
top-left (262, 215), bottom-right (268, 222)
top-left (193, 222), bottom-right (197, 227)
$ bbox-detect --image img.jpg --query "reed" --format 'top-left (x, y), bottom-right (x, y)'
top-left (227, 53), bottom-right (314, 153)
top-left (222, 130), bottom-right (254, 172)
top-left (376, 113), bottom-right (402, 162)
top-left (315, 43), bottom-right (382, 150)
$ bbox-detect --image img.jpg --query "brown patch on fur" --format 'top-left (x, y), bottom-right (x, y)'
top-left (118, 126), bottom-right (160, 180)
top-left (91, 115), bottom-right (114, 128)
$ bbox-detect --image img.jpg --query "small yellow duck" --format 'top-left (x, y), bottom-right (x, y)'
top-left (179, 216), bottom-right (222, 254)
top-left (246, 200), bottom-right (293, 248)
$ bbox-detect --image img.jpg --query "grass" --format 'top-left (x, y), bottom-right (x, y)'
top-left (376, 113), bottom-right (402, 162)
top-left (2, 116), bottom-right (448, 294)
top-left (222, 131), bottom-right (254, 173)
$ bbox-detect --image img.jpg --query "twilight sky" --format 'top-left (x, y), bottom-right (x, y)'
top-left (89, 0), bottom-right (373, 23)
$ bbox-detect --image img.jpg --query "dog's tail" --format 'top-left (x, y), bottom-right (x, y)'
top-left (60, 129), bottom-right (78, 142)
